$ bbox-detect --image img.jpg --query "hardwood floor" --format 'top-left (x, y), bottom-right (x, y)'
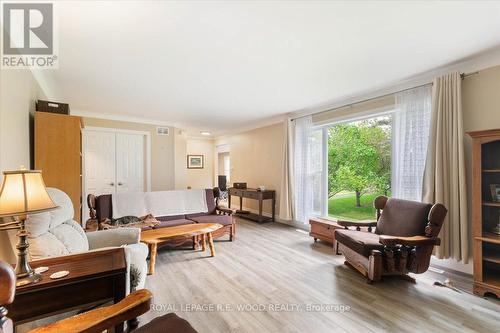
top-left (142, 218), bottom-right (500, 333)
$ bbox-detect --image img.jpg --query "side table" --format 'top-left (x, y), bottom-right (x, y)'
top-left (7, 248), bottom-right (127, 333)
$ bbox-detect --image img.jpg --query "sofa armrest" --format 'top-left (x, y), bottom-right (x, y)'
top-left (216, 207), bottom-right (233, 215)
top-left (378, 235), bottom-right (441, 247)
top-left (87, 228), bottom-right (141, 250)
top-left (337, 220), bottom-right (378, 228)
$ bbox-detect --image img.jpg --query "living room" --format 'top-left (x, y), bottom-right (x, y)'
top-left (0, 1), bottom-right (500, 332)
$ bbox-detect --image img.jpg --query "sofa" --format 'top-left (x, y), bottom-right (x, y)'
top-left (6, 188), bottom-right (148, 292)
top-left (90, 188), bottom-right (235, 245)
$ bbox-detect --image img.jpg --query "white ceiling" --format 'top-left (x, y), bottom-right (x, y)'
top-left (39, 1), bottom-right (500, 136)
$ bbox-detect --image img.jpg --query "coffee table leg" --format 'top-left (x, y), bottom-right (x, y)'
top-left (208, 233), bottom-right (215, 257)
top-left (201, 233), bottom-right (206, 252)
top-left (148, 243), bottom-right (157, 275)
top-left (192, 236), bottom-right (196, 250)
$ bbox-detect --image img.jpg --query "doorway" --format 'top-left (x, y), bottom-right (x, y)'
top-left (218, 152), bottom-right (230, 184)
top-left (215, 144), bottom-right (230, 204)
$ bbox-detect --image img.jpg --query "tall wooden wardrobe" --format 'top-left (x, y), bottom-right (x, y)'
top-left (34, 112), bottom-right (83, 223)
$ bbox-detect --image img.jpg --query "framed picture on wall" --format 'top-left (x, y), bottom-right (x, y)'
top-left (187, 155), bottom-right (204, 169)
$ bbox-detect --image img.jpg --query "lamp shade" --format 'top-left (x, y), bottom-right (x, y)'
top-left (0, 170), bottom-right (58, 217)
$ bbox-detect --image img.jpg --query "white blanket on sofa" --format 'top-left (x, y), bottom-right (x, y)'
top-left (112, 189), bottom-right (208, 219)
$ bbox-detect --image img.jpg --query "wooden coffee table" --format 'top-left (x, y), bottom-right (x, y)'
top-left (141, 223), bottom-right (222, 275)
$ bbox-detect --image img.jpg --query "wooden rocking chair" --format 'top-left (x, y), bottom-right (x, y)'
top-left (335, 196), bottom-right (447, 283)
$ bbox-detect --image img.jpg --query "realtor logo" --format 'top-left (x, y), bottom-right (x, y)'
top-left (2, 2), bottom-right (58, 68)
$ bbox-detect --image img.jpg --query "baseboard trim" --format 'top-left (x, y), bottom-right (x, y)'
top-left (429, 263), bottom-right (473, 278)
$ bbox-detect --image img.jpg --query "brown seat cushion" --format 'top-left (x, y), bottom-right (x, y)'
top-left (376, 198), bottom-right (432, 237)
top-left (188, 214), bottom-right (233, 226)
top-left (157, 214), bottom-right (188, 222)
top-left (155, 219), bottom-right (196, 228)
top-left (335, 229), bottom-right (384, 257)
top-left (135, 313), bottom-right (198, 333)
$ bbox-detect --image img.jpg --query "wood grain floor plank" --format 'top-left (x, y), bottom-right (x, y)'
top-left (142, 219), bottom-right (499, 333)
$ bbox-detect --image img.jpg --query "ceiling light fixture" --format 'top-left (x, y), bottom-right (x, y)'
top-left (200, 131), bottom-right (211, 136)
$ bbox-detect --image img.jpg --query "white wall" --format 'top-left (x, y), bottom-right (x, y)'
top-left (186, 138), bottom-right (214, 189)
top-left (0, 69), bottom-right (44, 263)
top-left (215, 123), bottom-right (285, 215)
top-left (174, 129), bottom-right (188, 189)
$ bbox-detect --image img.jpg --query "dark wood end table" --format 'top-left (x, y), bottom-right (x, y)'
top-left (7, 248), bottom-right (127, 332)
top-left (228, 188), bottom-right (276, 223)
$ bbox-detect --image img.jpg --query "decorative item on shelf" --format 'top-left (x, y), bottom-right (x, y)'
top-left (491, 211), bottom-right (500, 235)
top-left (187, 155), bottom-right (204, 169)
top-left (258, 185), bottom-right (266, 191)
top-left (50, 270), bottom-right (69, 279)
top-left (489, 184), bottom-right (500, 202)
top-left (0, 168), bottom-right (58, 287)
top-left (34, 266), bottom-right (49, 274)
top-left (233, 182), bottom-right (247, 189)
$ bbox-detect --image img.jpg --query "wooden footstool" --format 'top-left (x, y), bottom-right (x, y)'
top-left (140, 223), bottom-right (222, 275)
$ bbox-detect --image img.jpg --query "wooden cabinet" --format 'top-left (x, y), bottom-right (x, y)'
top-left (468, 129), bottom-right (500, 298)
top-left (35, 112), bottom-right (82, 223)
top-left (309, 218), bottom-right (343, 245)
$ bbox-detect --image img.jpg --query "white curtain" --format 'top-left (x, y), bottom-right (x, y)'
top-left (392, 85), bottom-right (432, 201)
top-left (294, 115), bottom-right (322, 223)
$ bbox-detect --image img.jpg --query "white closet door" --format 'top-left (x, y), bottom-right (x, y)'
top-left (83, 130), bottom-right (116, 219)
top-left (116, 133), bottom-right (144, 193)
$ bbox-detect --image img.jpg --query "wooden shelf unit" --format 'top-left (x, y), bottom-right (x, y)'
top-left (483, 201), bottom-right (500, 207)
top-left (469, 129), bottom-right (500, 298)
top-left (483, 255), bottom-right (500, 265)
top-left (478, 231), bottom-right (500, 244)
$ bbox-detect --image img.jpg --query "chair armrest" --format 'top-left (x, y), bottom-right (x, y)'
top-left (379, 235), bottom-right (441, 247)
top-left (216, 207), bottom-right (233, 215)
top-left (87, 228), bottom-right (141, 250)
top-left (337, 220), bottom-right (378, 228)
top-left (28, 289), bottom-right (152, 333)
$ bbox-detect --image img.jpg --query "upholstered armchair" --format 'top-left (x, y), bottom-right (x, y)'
top-left (335, 196), bottom-right (447, 283)
top-left (5, 188), bottom-right (148, 292)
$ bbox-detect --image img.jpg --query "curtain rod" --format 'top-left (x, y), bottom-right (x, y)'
top-left (291, 71), bottom-right (479, 121)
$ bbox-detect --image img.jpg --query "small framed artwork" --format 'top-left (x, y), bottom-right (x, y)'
top-left (490, 184), bottom-right (500, 202)
top-left (187, 155), bottom-right (204, 169)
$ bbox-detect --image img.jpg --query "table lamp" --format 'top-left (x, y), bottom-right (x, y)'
top-left (0, 169), bottom-right (58, 286)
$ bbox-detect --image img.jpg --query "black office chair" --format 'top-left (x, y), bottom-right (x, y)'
top-left (218, 175), bottom-right (228, 201)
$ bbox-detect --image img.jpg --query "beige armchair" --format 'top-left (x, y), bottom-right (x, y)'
top-left (5, 188), bottom-right (148, 292)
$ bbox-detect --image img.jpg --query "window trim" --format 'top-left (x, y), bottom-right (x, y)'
top-left (314, 105), bottom-right (395, 128)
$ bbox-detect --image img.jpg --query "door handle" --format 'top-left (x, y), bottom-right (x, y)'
top-left (118, 182), bottom-right (123, 186)
top-left (110, 182), bottom-right (115, 186)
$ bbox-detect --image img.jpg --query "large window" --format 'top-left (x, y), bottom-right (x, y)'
top-left (327, 114), bottom-right (392, 221)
